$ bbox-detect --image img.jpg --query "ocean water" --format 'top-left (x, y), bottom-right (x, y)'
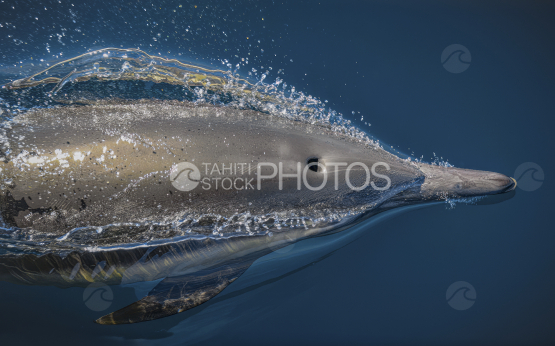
top-left (0, 1), bottom-right (554, 345)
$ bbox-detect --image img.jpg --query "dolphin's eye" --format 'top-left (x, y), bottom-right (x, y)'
top-left (306, 157), bottom-right (320, 172)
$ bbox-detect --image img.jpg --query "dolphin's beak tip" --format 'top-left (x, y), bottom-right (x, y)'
top-left (508, 177), bottom-right (517, 192)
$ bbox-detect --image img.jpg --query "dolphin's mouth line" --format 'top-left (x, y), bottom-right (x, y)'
top-left (493, 177), bottom-right (517, 194)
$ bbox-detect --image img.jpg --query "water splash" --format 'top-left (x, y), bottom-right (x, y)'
top-left (0, 48), bottom-right (387, 256)
top-left (444, 196), bottom-right (485, 209)
top-left (0, 206), bottom-right (371, 256)
top-left (1, 48), bottom-right (373, 146)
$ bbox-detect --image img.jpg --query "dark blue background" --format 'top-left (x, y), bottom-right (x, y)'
top-left (0, 1), bottom-right (554, 345)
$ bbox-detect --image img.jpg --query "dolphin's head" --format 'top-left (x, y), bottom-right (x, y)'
top-left (263, 128), bottom-right (426, 211)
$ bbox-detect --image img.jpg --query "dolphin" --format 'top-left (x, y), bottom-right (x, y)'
top-left (0, 99), bottom-right (516, 324)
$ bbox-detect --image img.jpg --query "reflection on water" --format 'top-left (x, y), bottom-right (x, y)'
top-left (0, 203), bottom-right (431, 344)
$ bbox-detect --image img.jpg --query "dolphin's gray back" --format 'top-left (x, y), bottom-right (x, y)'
top-left (0, 100), bottom-right (423, 243)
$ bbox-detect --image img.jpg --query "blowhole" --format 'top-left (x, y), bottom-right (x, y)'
top-left (306, 157), bottom-right (320, 172)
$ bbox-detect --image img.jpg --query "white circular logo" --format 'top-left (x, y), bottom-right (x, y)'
top-left (441, 44), bottom-right (471, 73)
top-left (83, 282), bottom-right (113, 312)
top-left (170, 162), bottom-right (201, 191)
top-left (514, 162), bottom-right (544, 192)
top-left (446, 281), bottom-right (476, 311)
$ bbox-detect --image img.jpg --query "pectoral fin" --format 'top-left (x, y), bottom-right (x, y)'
top-left (95, 259), bottom-right (254, 324)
